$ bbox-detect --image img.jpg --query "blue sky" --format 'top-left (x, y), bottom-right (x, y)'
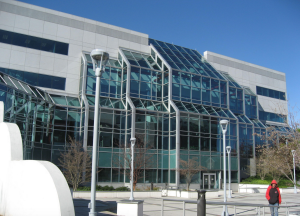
top-left (20, 0), bottom-right (300, 116)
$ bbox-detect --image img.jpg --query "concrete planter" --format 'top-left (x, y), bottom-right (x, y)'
top-left (73, 191), bottom-right (161, 198)
top-left (238, 184), bottom-right (300, 193)
top-left (161, 189), bottom-right (230, 198)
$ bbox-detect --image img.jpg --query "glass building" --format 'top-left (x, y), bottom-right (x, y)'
top-left (0, 0), bottom-right (288, 189)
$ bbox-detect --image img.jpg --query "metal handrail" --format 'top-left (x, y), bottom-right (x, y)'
top-left (161, 199), bottom-right (300, 216)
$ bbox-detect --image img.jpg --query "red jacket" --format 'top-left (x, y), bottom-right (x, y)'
top-left (266, 180), bottom-right (282, 204)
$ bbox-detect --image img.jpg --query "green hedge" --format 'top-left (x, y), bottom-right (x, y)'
top-left (77, 185), bottom-right (129, 191)
top-left (241, 175), bottom-right (300, 188)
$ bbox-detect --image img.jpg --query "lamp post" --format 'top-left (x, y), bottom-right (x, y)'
top-left (129, 138), bottom-right (136, 200)
top-left (220, 119), bottom-right (229, 216)
top-left (89, 49), bottom-right (109, 216)
top-left (291, 150), bottom-right (297, 194)
top-left (226, 146), bottom-right (232, 198)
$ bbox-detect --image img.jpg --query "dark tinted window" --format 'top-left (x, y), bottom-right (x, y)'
top-left (40, 38), bottom-right (55, 52)
top-left (256, 86), bottom-right (285, 101)
top-left (9, 69), bottom-right (23, 80)
top-left (52, 77), bottom-right (66, 90)
top-left (259, 110), bottom-right (286, 123)
top-left (11, 33), bottom-right (28, 47)
top-left (24, 72), bottom-right (38, 86)
top-left (0, 29), bottom-right (69, 55)
top-left (38, 74), bottom-right (52, 88)
top-left (0, 29), bottom-right (13, 44)
top-left (55, 42), bottom-right (69, 55)
top-left (27, 36), bottom-right (42, 50)
top-left (0, 67), bottom-right (65, 90)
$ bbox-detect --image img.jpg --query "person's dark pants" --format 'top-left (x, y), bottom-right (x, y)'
top-left (269, 203), bottom-right (279, 216)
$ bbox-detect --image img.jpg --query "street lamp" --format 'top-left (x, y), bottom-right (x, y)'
top-left (129, 138), bottom-right (136, 200)
top-left (226, 146), bottom-right (232, 199)
top-left (89, 49), bottom-right (109, 216)
top-left (220, 119), bottom-right (229, 216)
top-left (291, 150), bottom-right (297, 194)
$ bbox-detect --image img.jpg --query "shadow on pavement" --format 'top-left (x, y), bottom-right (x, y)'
top-left (73, 198), bottom-right (117, 216)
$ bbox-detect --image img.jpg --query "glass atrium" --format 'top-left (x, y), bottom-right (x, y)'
top-left (0, 38), bottom-right (286, 188)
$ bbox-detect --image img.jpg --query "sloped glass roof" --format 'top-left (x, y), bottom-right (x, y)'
top-left (149, 39), bottom-right (225, 80)
top-left (0, 72), bottom-right (52, 102)
top-left (252, 119), bottom-right (266, 128)
top-left (84, 53), bottom-right (121, 68)
top-left (244, 87), bottom-right (256, 95)
top-left (265, 124), bottom-right (292, 134)
top-left (121, 50), bottom-right (160, 70)
top-left (49, 94), bottom-right (81, 107)
top-left (132, 98), bottom-right (167, 112)
top-left (222, 73), bottom-right (242, 88)
top-left (237, 114), bottom-right (252, 124)
top-left (172, 100), bottom-right (236, 118)
top-left (86, 96), bottom-right (125, 109)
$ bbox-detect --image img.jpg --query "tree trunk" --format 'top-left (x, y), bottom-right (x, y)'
top-left (133, 182), bottom-right (136, 191)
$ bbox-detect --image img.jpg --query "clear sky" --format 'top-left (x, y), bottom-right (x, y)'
top-left (19, 0), bottom-right (300, 117)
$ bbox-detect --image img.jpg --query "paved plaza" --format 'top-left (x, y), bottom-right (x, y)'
top-left (74, 192), bottom-right (300, 216)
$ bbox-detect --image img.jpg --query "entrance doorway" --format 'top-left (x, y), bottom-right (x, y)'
top-left (203, 173), bottom-right (216, 189)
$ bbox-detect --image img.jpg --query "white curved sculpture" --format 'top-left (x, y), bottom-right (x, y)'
top-left (0, 101), bottom-right (75, 216)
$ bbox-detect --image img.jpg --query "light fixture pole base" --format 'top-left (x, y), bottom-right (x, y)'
top-left (221, 211), bottom-right (229, 216)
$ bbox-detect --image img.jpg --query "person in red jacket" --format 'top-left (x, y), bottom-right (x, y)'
top-left (266, 180), bottom-right (282, 216)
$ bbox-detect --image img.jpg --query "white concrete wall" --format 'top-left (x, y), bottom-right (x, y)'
top-left (0, 115), bottom-right (75, 216)
top-left (0, 0), bottom-right (149, 95)
top-left (204, 51), bottom-right (288, 115)
top-left (238, 184), bottom-right (300, 194)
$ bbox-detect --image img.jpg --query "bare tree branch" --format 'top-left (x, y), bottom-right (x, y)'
top-left (113, 134), bottom-right (154, 191)
top-left (178, 157), bottom-right (205, 191)
top-left (59, 136), bottom-right (92, 191)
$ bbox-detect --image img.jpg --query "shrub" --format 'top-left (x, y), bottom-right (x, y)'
top-left (115, 186), bottom-right (129, 191)
top-left (77, 186), bottom-right (91, 191)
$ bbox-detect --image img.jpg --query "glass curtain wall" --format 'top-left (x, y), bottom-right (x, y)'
top-left (121, 49), bottom-right (175, 183)
top-left (0, 71), bottom-right (82, 164)
top-left (1, 41), bottom-right (288, 185)
top-left (244, 88), bottom-right (257, 119)
top-left (149, 39), bottom-right (239, 185)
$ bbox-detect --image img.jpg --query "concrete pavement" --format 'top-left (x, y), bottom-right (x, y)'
top-left (74, 192), bottom-right (300, 216)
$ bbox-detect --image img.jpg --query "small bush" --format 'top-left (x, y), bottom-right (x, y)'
top-left (77, 185), bottom-right (129, 191)
top-left (77, 186), bottom-right (91, 191)
top-left (115, 186), bottom-right (129, 191)
top-left (96, 185), bottom-right (114, 191)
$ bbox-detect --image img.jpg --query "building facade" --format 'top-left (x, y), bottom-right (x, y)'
top-left (0, 0), bottom-right (288, 189)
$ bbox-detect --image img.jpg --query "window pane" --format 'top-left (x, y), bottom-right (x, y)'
top-left (55, 41), bottom-right (69, 55)
top-left (181, 85), bottom-right (190, 100)
top-left (0, 29), bottom-right (13, 44)
top-left (52, 76), bottom-right (65, 90)
top-left (38, 74), bottom-right (52, 88)
top-left (141, 69), bottom-right (151, 82)
top-left (202, 77), bottom-right (210, 89)
top-left (23, 72), bottom-right (38, 86)
top-left (12, 33), bottom-right (28, 47)
top-left (40, 38), bottom-right (55, 52)
top-left (181, 73), bottom-right (191, 86)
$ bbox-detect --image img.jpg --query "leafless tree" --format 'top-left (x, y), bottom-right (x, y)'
top-left (255, 153), bottom-right (268, 180)
top-left (179, 157), bottom-right (205, 191)
top-left (255, 102), bottom-right (300, 186)
top-left (59, 137), bottom-right (92, 191)
top-left (113, 134), bottom-right (154, 191)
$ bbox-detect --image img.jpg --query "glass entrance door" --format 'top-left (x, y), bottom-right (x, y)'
top-left (203, 173), bottom-right (216, 189)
